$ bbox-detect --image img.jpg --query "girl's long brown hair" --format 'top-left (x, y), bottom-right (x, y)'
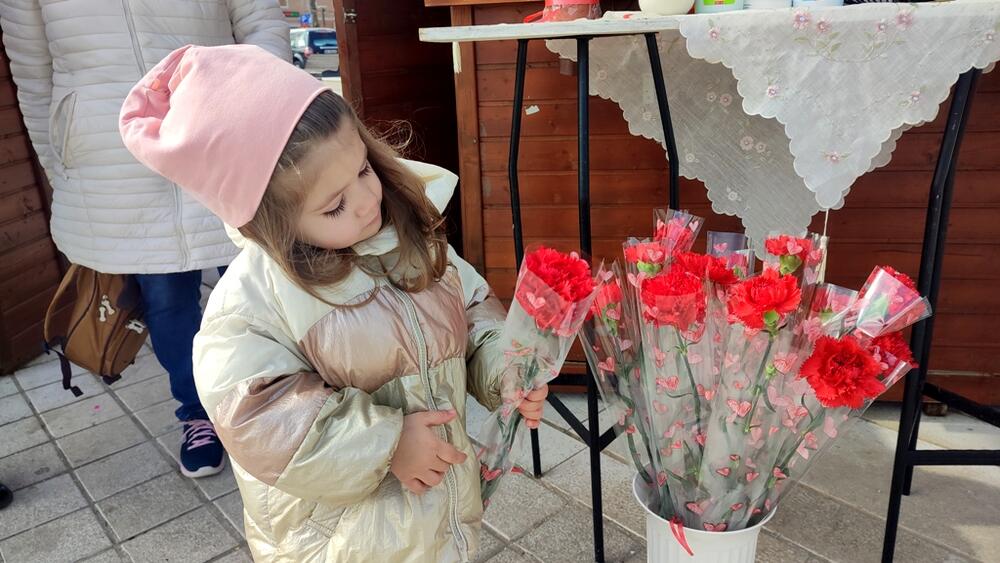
top-left (239, 91), bottom-right (448, 301)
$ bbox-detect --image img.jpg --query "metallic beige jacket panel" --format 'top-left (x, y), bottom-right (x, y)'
top-left (193, 163), bottom-right (506, 562)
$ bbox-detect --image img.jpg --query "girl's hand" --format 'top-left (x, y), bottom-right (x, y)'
top-left (391, 410), bottom-right (467, 495)
top-left (517, 385), bottom-right (548, 430)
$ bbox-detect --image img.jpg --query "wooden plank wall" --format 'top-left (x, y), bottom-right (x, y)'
top-left (461, 2), bottom-right (1000, 399)
top-left (0, 44), bottom-right (64, 374)
top-left (337, 0), bottom-right (463, 243)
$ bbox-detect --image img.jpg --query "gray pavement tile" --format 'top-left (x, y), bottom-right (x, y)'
top-left (475, 528), bottom-right (506, 563)
top-left (483, 474), bottom-right (566, 541)
top-left (487, 549), bottom-right (542, 563)
top-left (0, 394), bottom-right (32, 426)
top-left (0, 375), bottom-right (17, 398)
top-left (25, 374), bottom-right (106, 413)
top-left (544, 449), bottom-right (645, 538)
top-left (80, 549), bottom-right (129, 563)
top-left (214, 491), bottom-right (245, 537)
top-left (516, 505), bottom-right (642, 563)
top-left (13, 358), bottom-right (87, 390)
top-left (212, 548), bottom-right (254, 563)
top-left (56, 415), bottom-right (147, 468)
top-left (0, 474), bottom-right (88, 540)
top-left (0, 416), bottom-right (50, 458)
top-left (122, 506), bottom-right (238, 563)
top-left (117, 352), bottom-right (168, 387)
top-left (756, 530), bottom-right (817, 563)
top-left (0, 508), bottom-right (111, 563)
top-left (768, 484), bottom-right (973, 563)
top-left (800, 419), bottom-right (1000, 560)
top-left (158, 428), bottom-right (237, 499)
top-left (97, 472), bottom-right (204, 541)
top-left (40, 393), bottom-right (125, 438)
top-left (514, 423), bottom-right (586, 475)
top-left (135, 399), bottom-right (181, 437)
top-left (542, 393), bottom-right (603, 433)
top-left (864, 403), bottom-right (1000, 451)
top-left (75, 442), bottom-right (172, 502)
top-left (0, 442), bottom-right (67, 491)
top-left (114, 373), bottom-right (174, 412)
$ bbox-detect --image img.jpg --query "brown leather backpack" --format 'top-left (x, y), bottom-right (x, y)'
top-left (43, 265), bottom-right (148, 396)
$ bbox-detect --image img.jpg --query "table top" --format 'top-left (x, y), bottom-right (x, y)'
top-left (420, 13), bottom-right (688, 43)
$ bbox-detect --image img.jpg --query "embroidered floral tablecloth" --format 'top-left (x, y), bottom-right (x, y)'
top-left (540, 1), bottom-right (1000, 245)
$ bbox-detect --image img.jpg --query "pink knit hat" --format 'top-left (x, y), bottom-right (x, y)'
top-left (120, 44), bottom-right (330, 227)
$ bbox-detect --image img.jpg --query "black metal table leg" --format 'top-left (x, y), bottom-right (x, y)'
top-left (576, 36), bottom-right (607, 563)
top-left (506, 38), bottom-right (545, 479)
top-left (644, 33), bottom-right (680, 208)
top-left (881, 68), bottom-right (981, 563)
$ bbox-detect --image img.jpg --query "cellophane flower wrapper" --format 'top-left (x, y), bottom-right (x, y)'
top-left (478, 251), bottom-right (597, 506)
top-left (654, 209), bottom-right (703, 257)
top-left (587, 211), bottom-right (936, 538)
top-left (711, 266), bottom-right (930, 530)
top-left (688, 265), bottom-right (805, 531)
top-left (762, 233), bottom-right (828, 312)
top-left (707, 231), bottom-right (755, 280)
top-left (580, 263), bottom-right (661, 494)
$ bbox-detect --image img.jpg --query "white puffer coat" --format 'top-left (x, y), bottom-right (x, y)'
top-left (0, 0), bottom-right (292, 273)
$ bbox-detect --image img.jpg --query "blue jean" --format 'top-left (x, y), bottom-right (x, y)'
top-left (134, 269), bottom-right (224, 422)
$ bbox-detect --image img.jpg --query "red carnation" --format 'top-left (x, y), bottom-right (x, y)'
top-left (868, 332), bottom-right (916, 372)
top-left (800, 336), bottom-right (885, 408)
top-left (726, 269), bottom-right (802, 330)
top-left (624, 241), bottom-right (667, 270)
top-left (591, 277), bottom-right (623, 320)
top-left (673, 252), bottom-right (738, 286)
top-left (878, 266), bottom-right (918, 292)
top-left (765, 235), bottom-right (812, 260)
top-left (516, 247), bottom-right (594, 335)
top-left (640, 270), bottom-right (706, 329)
top-left (655, 217), bottom-right (696, 255)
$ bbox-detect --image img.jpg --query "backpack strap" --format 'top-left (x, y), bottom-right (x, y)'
top-left (55, 348), bottom-right (82, 398)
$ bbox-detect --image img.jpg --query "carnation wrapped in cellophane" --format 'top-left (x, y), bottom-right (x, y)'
top-left (478, 246), bottom-right (598, 505)
top-left (579, 209), bottom-right (933, 542)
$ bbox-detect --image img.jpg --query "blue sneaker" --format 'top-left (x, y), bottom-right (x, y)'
top-left (180, 419), bottom-right (226, 478)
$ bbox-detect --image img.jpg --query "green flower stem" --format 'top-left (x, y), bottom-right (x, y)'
top-left (481, 357), bottom-right (539, 504)
top-left (672, 326), bottom-right (702, 446)
top-left (743, 336), bottom-right (775, 434)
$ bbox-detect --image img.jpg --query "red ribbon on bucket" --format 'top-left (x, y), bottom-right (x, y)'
top-left (669, 517), bottom-right (695, 557)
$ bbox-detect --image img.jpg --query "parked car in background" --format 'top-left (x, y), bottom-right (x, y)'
top-left (290, 27), bottom-right (339, 76)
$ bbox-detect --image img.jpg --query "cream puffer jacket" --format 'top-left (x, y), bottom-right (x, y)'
top-left (0, 0), bottom-right (291, 273)
top-left (194, 162), bottom-right (507, 562)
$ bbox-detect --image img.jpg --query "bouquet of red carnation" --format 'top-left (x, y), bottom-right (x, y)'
top-left (577, 209), bottom-right (933, 551)
top-left (478, 246), bottom-right (598, 505)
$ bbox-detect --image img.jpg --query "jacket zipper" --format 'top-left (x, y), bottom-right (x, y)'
top-left (120, 0), bottom-right (190, 270)
top-left (388, 285), bottom-right (470, 561)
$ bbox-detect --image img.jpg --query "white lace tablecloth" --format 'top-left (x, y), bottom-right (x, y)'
top-left (421, 2), bottom-right (1000, 244)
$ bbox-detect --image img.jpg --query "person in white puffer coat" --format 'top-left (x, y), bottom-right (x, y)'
top-left (0, 0), bottom-right (292, 478)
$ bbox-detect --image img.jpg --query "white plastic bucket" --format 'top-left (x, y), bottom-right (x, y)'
top-left (632, 474), bottom-right (775, 563)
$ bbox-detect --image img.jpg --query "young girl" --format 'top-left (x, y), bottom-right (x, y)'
top-left (120, 45), bottom-right (548, 562)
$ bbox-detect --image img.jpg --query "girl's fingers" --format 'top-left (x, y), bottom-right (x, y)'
top-left (405, 479), bottom-right (428, 495)
top-left (525, 386), bottom-right (548, 401)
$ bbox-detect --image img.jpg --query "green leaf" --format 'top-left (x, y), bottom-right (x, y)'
top-left (637, 261), bottom-right (660, 275)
